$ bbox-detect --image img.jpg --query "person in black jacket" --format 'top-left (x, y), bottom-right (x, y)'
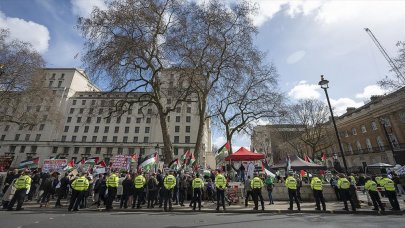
top-left (147, 173), bottom-right (158, 208)
top-left (28, 170), bottom-right (40, 201)
top-left (156, 170), bottom-right (164, 207)
top-left (120, 174), bottom-right (133, 209)
top-left (55, 173), bottom-right (70, 207)
top-left (39, 173), bottom-right (53, 208)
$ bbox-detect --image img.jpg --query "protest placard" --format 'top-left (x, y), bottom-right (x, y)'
top-left (110, 155), bottom-right (131, 170)
top-left (42, 159), bottom-right (68, 173)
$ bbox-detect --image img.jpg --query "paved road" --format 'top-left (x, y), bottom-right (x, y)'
top-left (1, 210), bottom-right (404, 228)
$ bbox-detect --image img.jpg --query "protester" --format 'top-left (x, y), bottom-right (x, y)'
top-left (264, 175), bottom-right (274, 205)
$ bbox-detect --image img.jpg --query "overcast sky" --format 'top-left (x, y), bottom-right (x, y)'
top-left (1, 0), bottom-right (404, 150)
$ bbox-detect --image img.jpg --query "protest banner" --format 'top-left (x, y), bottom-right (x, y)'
top-left (110, 155), bottom-right (131, 170)
top-left (42, 159), bottom-right (68, 173)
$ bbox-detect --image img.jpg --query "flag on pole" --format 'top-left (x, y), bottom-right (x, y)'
top-left (85, 157), bottom-right (99, 165)
top-left (139, 153), bottom-right (157, 171)
top-left (64, 160), bottom-right (75, 171)
top-left (168, 158), bottom-right (180, 171)
top-left (181, 150), bottom-right (191, 165)
top-left (19, 157), bottom-right (40, 168)
top-left (286, 155), bottom-right (291, 171)
top-left (215, 141), bottom-right (230, 157)
top-left (97, 160), bottom-right (106, 168)
top-left (304, 154), bottom-right (314, 163)
top-left (261, 160), bottom-right (275, 178)
top-left (321, 153), bottom-right (326, 163)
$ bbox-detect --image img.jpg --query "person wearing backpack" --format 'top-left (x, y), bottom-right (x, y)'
top-left (264, 175), bottom-right (274, 205)
top-left (147, 173), bottom-right (158, 208)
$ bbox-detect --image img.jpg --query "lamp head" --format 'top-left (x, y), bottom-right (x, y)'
top-left (318, 75), bottom-right (329, 89)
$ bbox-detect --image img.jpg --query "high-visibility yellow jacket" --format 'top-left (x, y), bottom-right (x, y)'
top-left (192, 178), bottom-right (204, 189)
top-left (285, 176), bottom-right (297, 190)
top-left (337, 178), bottom-right (350, 189)
top-left (106, 173), bottom-right (119, 188)
top-left (365, 180), bottom-right (378, 192)
top-left (215, 174), bottom-right (227, 190)
top-left (381, 178), bottom-right (395, 191)
top-left (71, 176), bottom-right (89, 191)
top-left (14, 175), bottom-right (31, 190)
top-left (251, 177), bottom-right (264, 189)
top-left (134, 175), bottom-right (146, 189)
top-left (164, 175), bottom-right (176, 190)
top-left (311, 177), bottom-right (323, 190)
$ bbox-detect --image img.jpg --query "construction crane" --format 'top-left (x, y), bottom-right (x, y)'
top-left (364, 28), bottom-right (404, 79)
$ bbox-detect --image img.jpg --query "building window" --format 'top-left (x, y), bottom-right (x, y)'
top-left (352, 128), bottom-right (357, 135)
top-left (126, 117), bottom-right (131, 124)
top-left (96, 147), bottom-right (101, 154)
top-left (94, 126), bottom-right (99, 133)
top-left (147, 108), bottom-right (152, 114)
top-left (365, 138), bottom-right (373, 152)
top-left (187, 107), bottom-right (191, 113)
top-left (77, 117), bottom-right (82, 123)
top-left (146, 118), bottom-right (151, 123)
top-left (107, 147), bottom-right (113, 154)
top-left (70, 108), bottom-right (74, 114)
top-left (128, 148), bottom-right (134, 155)
top-left (167, 99), bottom-right (172, 104)
top-left (61, 136), bottom-right (66, 142)
top-left (97, 117), bottom-right (101, 123)
top-left (74, 126), bottom-right (79, 133)
top-left (67, 117), bottom-right (72, 123)
top-left (57, 81), bottom-right (62, 87)
top-left (356, 140), bottom-right (362, 151)
top-left (99, 108), bottom-right (103, 115)
top-left (133, 137), bottom-right (138, 143)
top-left (123, 136), bottom-right (128, 143)
top-left (128, 109), bottom-right (132, 115)
top-left (15, 134), bottom-right (20, 141)
top-left (86, 117), bottom-right (91, 123)
top-left (135, 127), bottom-right (139, 133)
top-left (72, 136), bottom-right (76, 142)
top-left (174, 136), bottom-right (179, 143)
top-left (20, 146), bottom-right (26, 153)
top-left (114, 127), bottom-right (119, 133)
top-left (19, 125), bottom-right (24, 130)
top-left (50, 73), bottom-right (56, 80)
top-left (116, 117), bottom-right (121, 124)
top-left (143, 137), bottom-right (149, 143)
top-left (167, 116), bottom-right (170, 122)
top-left (10, 146), bottom-right (16, 153)
top-left (185, 136), bottom-right (190, 143)
top-left (117, 148), bottom-right (123, 155)
top-left (39, 124), bottom-right (45, 131)
top-left (176, 116), bottom-right (180, 122)
top-left (399, 111), bottom-right (405, 122)
top-left (82, 100), bottom-right (86, 105)
top-left (49, 81), bottom-right (53, 87)
top-left (1, 135), bottom-right (6, 141)
top-left (176, 107), bottom-right (181, 113)
top-left (64, 126), bottom-right (69, 132)
top-left (91, 100), bottom-right (96, 105)
top-left (361, 125), bottom-right (367, 133)
top-left (52, 147), bottom-right (58, 154)
top-left (60, 73), bottom-right (65, 79)
top-left (175, 126), bottom-right (180, 133)
top-left (92, 136), bottom-right (97, 142)
top-left (4, 125), bottom-right (10, 131)
top-left (104, 126), bottom-right (109, 133)
top-left (348, 143), bottom-right (353, 154)
top-left (113, 136), bottom-right (117, 142)
top-left (136, 118), bottom-right (141, 123)
top-left (371, 121), bottom-right (378, 130)
top-left (79, 108), bottom-right (84, 114)
top-left (63, 147), bottom-right (69, 154)
top-left (85, 147), bottom-right (91, 154)
top-left (145, 127), bottom-right (150, 133)
top-left (102, 136), bottom-right (107, 142)
top-left (84, 126), bottom-right (89, 133)
top-left (186, 116), bottom-right (191, 123)
top-left (140, 148), bottom-right (145, 156)
top-left (138, 108), bottom-right (142, 114)
top-left (106, 117), bottom-right (111, 124)
top-left (185, 126), bottom-right (190, 133)
top-left (125, 127), bottom-right (129, 133)
top-left (74, 147), bottom-right (80, 154)
top-left (174, 147), bottom-right (178, 155)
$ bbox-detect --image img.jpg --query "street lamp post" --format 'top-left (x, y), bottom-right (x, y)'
top-left (318, 75), bottom-right (348, 174)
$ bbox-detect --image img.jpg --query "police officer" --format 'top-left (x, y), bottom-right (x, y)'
top-left (311, 173), bottom-right (326, 211)
top-left (285, 171), bottom-right (300, 211)
top-left (68, 173), bottom-right (89, 212)
top-left (380, 175), bottom-right (400, 211)
top-left (106, 171), bottom-right (119, 210)
top-left (163, 170), bottom-right (176, 211)
top-left (7, 169), bottom-right (31, 211)
top-left (251, 173), bottom-right (264, 211)
top-left (364, 176), bottom-right (384, 211)
top-left (337, 173), bottom-right (356, 212)
top-left (192, 173), bottom-right (204, 211)
top-left (133, 172), bottom-right (146, 209)
top-left (215, 169), bottom-right (227, 212)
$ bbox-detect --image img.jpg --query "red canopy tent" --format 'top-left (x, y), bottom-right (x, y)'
top-left (225, 147), bottom-right (265, 161)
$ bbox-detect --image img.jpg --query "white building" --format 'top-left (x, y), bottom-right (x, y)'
top-left (0, 68), bottom-right (213, 168)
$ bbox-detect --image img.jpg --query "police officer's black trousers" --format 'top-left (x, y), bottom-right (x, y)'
top-left (164, 188), bottom-right (173, 210)
top-left (147, 190), bottom-right (156, 208)
top-left (349, 185), bottom-right (360, 208)
top-left (179, 188), bottom-right (186, 205)
top-left (386, 190), bottom-right (400, 210)
top-left (245, 190), bottom-right (252, 206)
top-left (7, 189), bottom-right (27, 210)
top-left (369, 191), bottom-right (384, 211)
top-left (216, 188), bottom-right (225, 210)
top-left (340, 189), bottom-right (355, 211)
top-left (313, 190), bottom-right (326, 210)
top-left (193, 188), bottom-right (202, 210)
top-left (106, 187), bottom-right (117, 210)
top-left (133, 188), bottom-right (143, 208)
top-left (288, 189), bottom-right (300, 210)
top-left (252, 188), bottom-right (264, 210)
top-left (68, 190), bottom-right (83, 211)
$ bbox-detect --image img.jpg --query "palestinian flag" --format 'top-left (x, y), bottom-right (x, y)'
top-left (97, 160), bottom-right (106, 168)
top-left (181, 150), bottom-right (191, 165)
top-left (19, 157), bottom-right (39, 168)
top-left (64, 160), bottom-right (75, 171)
top-left (215, 141), bottom-right (230, 157)
top-left (139, 153), bottom-right (157, 171)
top-left (189, 152), bottom-right (196, 167)
top-left (75, 158), bottom-right (85, 165)
top-left (304, 154), bottom-right (314, 163)
top-left (169, 158), bottom-right (180, 171)
top-left (85, 157), bottom-right (99, 165)
top-left (321, 153), bottom-right (326, 164)
top-left (261, 160), bottom-right (275, 178)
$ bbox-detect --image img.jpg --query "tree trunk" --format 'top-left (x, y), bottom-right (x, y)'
top-left (225, 125), bottom-right (233, 154)
top-left (194, 99), bottom-right (207, 164)
top-left (157, 107), bottom-right (173, 164)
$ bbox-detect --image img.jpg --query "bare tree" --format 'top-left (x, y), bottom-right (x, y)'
top-left (77, 0), bottom-right (196, 163)
top-left (210, 62), bottom-right (283, 153)
top-left (378, 41), bottom-right (405, 90)
top-left (166, 0), bottom-right (262, 161)
top-left (0, 29), bottom-right (59, 127)
top-left (279, 99), bottom-right (336, 158)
